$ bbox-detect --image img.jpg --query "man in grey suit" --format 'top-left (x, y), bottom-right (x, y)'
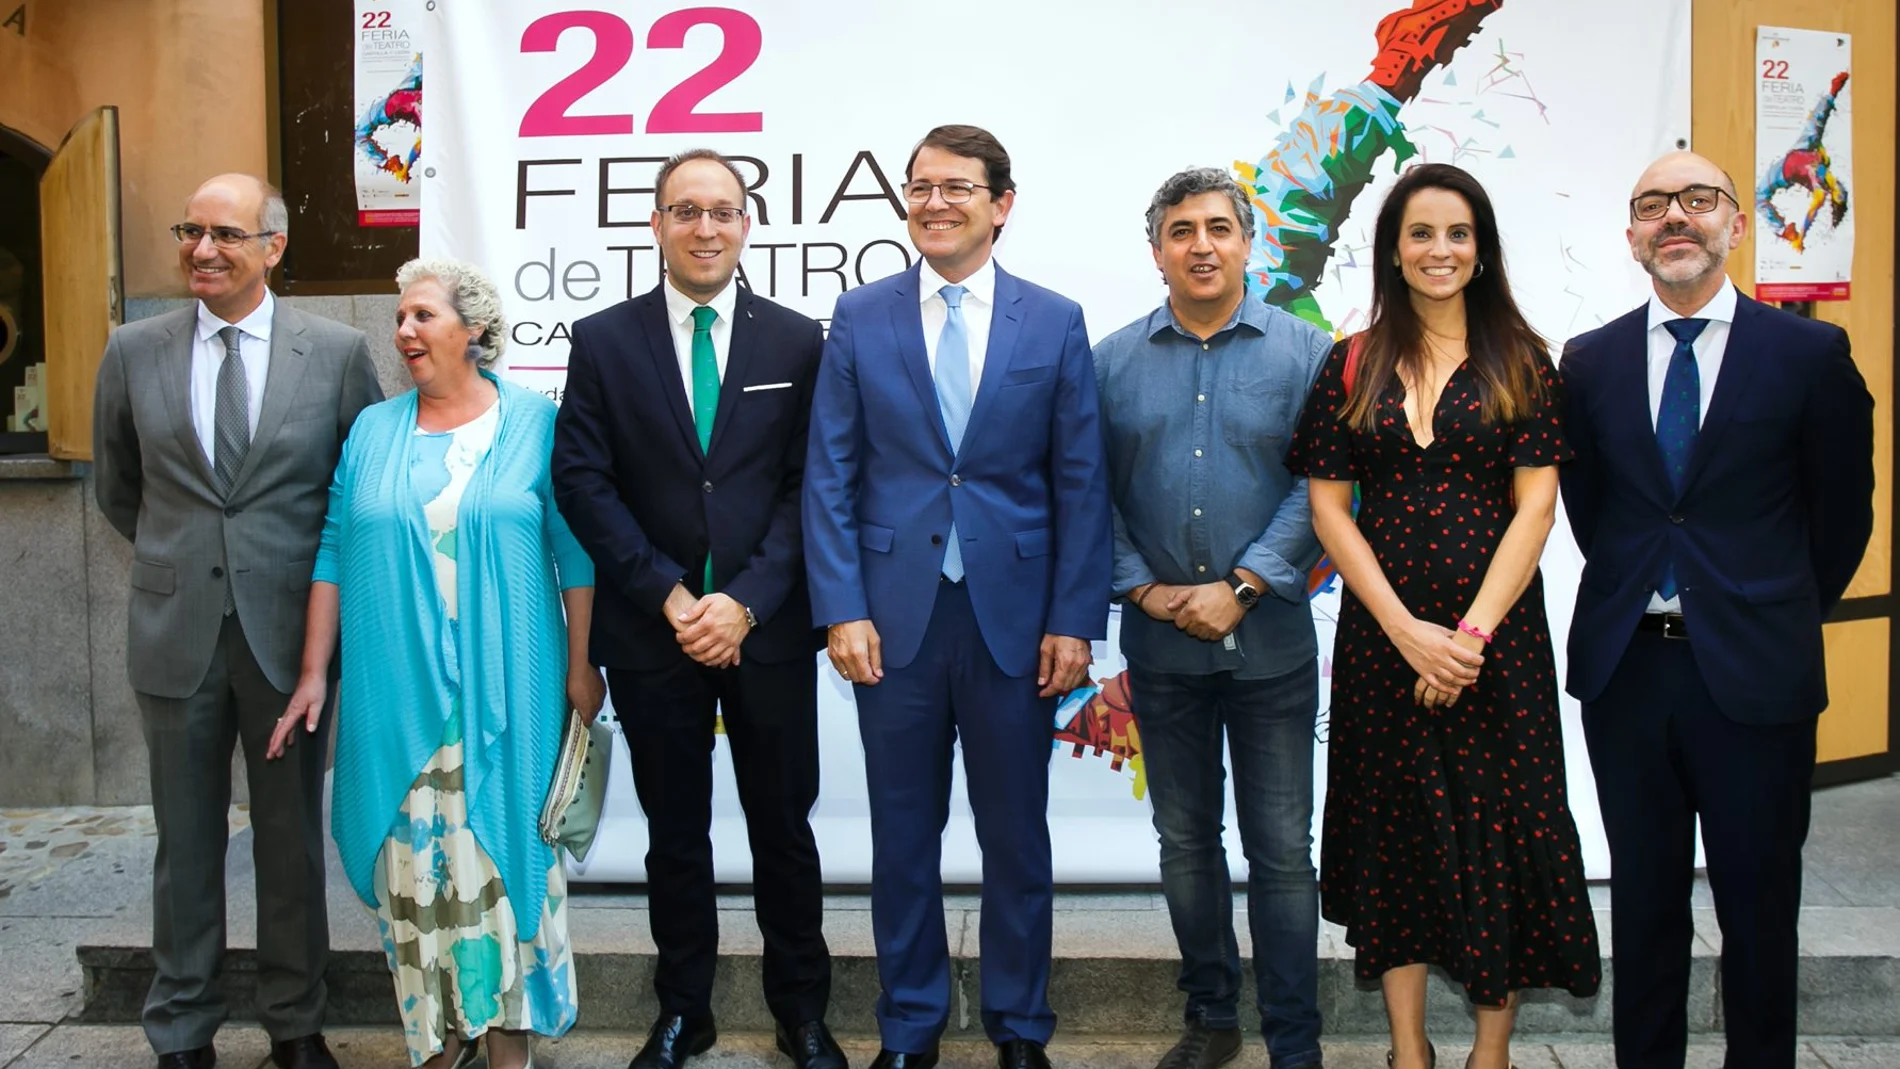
top-left (92, 174), bottom-right (383, 1069)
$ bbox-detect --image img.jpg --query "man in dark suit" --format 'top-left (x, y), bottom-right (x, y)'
top-left (803, 125), bottom-right (1111, 1069)
top-left (552, 149), bottom-right (840, 1069)
top-left (93, 174), bottom-right (384, 1069)
top-left (1560, 151), bottom-right (1874, 1069)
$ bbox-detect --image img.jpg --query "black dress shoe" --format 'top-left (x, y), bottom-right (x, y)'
top-left (997, 1039), bottom-right (1052, 1069)
top-left (155, 1048), bottom-right (215, 1069)
top-left (270, 1035), bottom-right (338, 1069)
top-left (868, 1047), bottom-right (939, 1069)
top-left (629, 1014), bottom-right (717, 1069)
top-left (776, 1020), bottom-right (848, 1069)
top-left (1155, 1021), bottom-right (1243, 1069)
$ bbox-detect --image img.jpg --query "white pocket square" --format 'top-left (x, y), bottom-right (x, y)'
top-left (742, 382), bottom-right (794, 392)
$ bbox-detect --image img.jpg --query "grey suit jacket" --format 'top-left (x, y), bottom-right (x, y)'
top-left (93, 299), bottom-right (384, 699)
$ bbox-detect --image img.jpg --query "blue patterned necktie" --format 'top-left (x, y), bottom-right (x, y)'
top-left (934, 284), bottom-right (971, 582)
top-left (1654, 317), bottom-right (1707, 600)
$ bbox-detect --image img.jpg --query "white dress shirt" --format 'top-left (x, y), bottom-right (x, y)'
top-left (919, 256), bottom-right (996, 401)
top-left (663, 277), bottom-right (737, 410)
top-left (190, 290), bottom-right (274, 463)
top-left (1644, 278), bottom-right (1737, 613)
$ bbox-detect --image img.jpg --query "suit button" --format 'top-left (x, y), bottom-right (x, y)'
top-left (211, 566), bottom-right (224, 578)
top-left (949, 475), bottom-right (961, 487)
top-left (703, 481), bottom-right (713, 493)
top-left (931, 534), bottom-right (943, 545)
top-left (224, 507), bottom-right (239, 518)
top-left (1669, 514), bottom-right (1684, 524)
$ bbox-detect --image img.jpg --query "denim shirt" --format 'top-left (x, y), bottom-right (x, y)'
top-left (1093, 296), bottom-right (1331, 679)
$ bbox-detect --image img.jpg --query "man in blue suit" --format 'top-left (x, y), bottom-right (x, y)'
top-left (1560, 151), bottom-right (1874, 1069)
top-left (803, 124), bottom-right (1111, 1069)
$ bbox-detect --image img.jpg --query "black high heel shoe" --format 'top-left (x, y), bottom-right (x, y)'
top-left (1386, 1041), bottom-right (1436, 1069)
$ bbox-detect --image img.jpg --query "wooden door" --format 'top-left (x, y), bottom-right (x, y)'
top-left (39, 105), bottom-right (122, 461)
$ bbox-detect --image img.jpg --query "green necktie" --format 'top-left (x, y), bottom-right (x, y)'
top-left (691, 304), bottom-right (719, 590)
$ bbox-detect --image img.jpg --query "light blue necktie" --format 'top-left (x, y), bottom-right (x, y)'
top-left (1654, 317), bottom-right (1707, 600)
top-left (935, 284), bottom-right (971, 582)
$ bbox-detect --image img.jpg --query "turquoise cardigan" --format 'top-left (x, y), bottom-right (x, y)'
top-left (318, 375), bottom-right (594, 940)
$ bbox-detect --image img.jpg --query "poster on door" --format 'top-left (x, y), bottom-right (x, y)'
top-left (1754, 26), bottom-right (1853, 302)
top-left (353, 0), bottom-right (424, 226)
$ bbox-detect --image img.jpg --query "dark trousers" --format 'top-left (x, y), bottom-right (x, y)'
top-left (854, 580), bottom-right (1058, 1052)
top-left (607, 653), bottom-right (831, 1028)
top-left (1583, 629), bottom-right (1816, 1069)
top-left (1127, 663), bottom-right (1322, 1069)
top-left (136, 613), bottom-right (330, 1054)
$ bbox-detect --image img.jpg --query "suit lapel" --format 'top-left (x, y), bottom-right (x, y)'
top-left (230, 301), bottom-right (309, 495)
top-left (1680, 296), bottom-right (1759, 494)
top-left (706, 287), bottom-right (757, 459)
top-left (158, 309), bottom-right (219, 489)
top-left (638, 289), bottom-right (705, 460)
top-left (961, 265), bottom-right (1024, 448)
top-left (1607, 308), bottom-right (1676, 506)
top-left (889, 264), bottom-right (952, 454)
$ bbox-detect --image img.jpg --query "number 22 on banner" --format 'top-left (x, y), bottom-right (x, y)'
top-left (519, 8), bottom-right (762, 137)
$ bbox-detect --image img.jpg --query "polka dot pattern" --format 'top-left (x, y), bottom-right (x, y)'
top-left (1286, 339), bottom-right (1602, 1005)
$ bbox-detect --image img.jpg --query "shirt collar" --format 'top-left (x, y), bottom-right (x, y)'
top-left (918, 256), bottom-right (996, 307)
top-left (196, 289), bottom-right (275, 344)
top-left (1145, 291), bottom-right (1269, 340)
top-left (1646, 277), bottom-right (1737, 332)
top-left (663, 276), bottom-right (739, 327)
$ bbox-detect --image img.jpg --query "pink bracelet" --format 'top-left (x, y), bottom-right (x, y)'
top-left (1456, 619), bottom-right (1495, 644)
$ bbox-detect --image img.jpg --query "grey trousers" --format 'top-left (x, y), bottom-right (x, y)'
top-left (135, 613), bottom-right (330, 1054)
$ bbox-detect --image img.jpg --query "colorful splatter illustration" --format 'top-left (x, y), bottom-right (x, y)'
top-left (357, 55), bottom-right (424, 184)
top-left (1758, 70), bottom-right (1850, 253)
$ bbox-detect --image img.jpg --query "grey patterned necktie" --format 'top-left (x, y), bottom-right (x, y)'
top-left (213, 326), bottom-right (250, 615)
top-left (213, 325), bottom-right (251, 495)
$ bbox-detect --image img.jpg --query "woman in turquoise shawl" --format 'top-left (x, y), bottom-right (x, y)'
top-left (269, 258), bottom-right (602, 1069)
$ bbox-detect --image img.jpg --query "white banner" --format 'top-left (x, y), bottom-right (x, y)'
top-left (1754, 26), bottom-right (1853, 302)
top-left (420, 0), bottom-right (1692, 883)
top-left (353, 0), bottom-right (424, 226)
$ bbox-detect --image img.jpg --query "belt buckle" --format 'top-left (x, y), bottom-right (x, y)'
top-left (1661, 613), bottom-right (1688, 640)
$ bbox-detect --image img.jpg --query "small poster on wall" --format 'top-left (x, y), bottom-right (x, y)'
top-left (353, 1), bottom-right (423, 227)
top-left (1754, 26), bottom-right (1853, 301)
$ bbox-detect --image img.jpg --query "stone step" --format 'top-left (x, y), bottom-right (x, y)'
top-left (75, 899), bottom-right (1900, 1037)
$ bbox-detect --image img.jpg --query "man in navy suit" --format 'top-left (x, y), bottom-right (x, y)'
top-left (552, 150), bottom-right (842, 1069)
top-left (804, 124), bottom-right (1111, 1069)
top-left (1560, 151), bottom-right (1874, 1069)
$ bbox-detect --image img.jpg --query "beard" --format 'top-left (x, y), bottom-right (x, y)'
top-left (1640, 224), bottom-right (1726, 285)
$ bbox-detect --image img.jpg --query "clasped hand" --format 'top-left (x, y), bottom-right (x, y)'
top-left (1394, 617), bottom-right (1483, 705)
top-left (669, 585), bottom-right (749, 668)
top-left (1138, 581), bottom-right (1244, 641)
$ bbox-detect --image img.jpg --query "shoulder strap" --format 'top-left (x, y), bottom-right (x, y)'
top-left (1343, 332), bottom-right (1365, 394)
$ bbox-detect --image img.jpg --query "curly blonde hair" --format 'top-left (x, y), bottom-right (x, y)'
top-left (395, 257), bottom-right (508, 366)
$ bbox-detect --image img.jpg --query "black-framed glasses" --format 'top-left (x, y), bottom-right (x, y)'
top-left (659, 203), bottom-right (746, 226)
top-left (902, 180), bottom-right (990, 205)
top-left (170, 223), bottom-right (279, 248)
top-left (1629, 185), bottom-right (1738, 222)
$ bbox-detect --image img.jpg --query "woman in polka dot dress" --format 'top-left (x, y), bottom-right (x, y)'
top-left (1286, 164), bottom-right (1600, 1069)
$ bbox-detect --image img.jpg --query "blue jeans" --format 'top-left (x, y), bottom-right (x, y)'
top-left (1128, 662), bottom-right (1322, 1068)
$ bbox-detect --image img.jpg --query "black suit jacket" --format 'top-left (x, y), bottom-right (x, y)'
top-left (1559, 292), bottom-right (1874, 724)
top-left (552, 283), bottom-right (826, 670)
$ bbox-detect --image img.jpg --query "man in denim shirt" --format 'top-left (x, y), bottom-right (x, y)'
top-left (1093, 168), bottom-right (1331, 1069)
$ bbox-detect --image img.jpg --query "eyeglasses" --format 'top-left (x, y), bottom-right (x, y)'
top-left (659, 204), bottom-right (746, 226)
top-left (903, 180), bottom-right (991, 205)
top-left (1629, 186), bottom-right (1738, 222)
top-left (170, 223), bottom-right (279, 248)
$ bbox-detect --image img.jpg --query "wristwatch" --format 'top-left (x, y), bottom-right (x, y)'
top-left (1227, 572), bottom-right (1260, 610)
top-left (741, 603), bottom-right (758, 629)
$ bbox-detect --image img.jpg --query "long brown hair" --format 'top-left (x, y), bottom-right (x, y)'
top-left (1340, 163), bottom-right (1547, 432)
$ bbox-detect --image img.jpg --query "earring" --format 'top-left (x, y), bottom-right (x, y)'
top-left (466, 341), bottom-right (485, 364)
top-left (1474, 261), bottom-right (1486, 277)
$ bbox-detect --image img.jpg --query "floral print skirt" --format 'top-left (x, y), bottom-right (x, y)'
top-left (372, 714), bottom-right (578, 1066)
